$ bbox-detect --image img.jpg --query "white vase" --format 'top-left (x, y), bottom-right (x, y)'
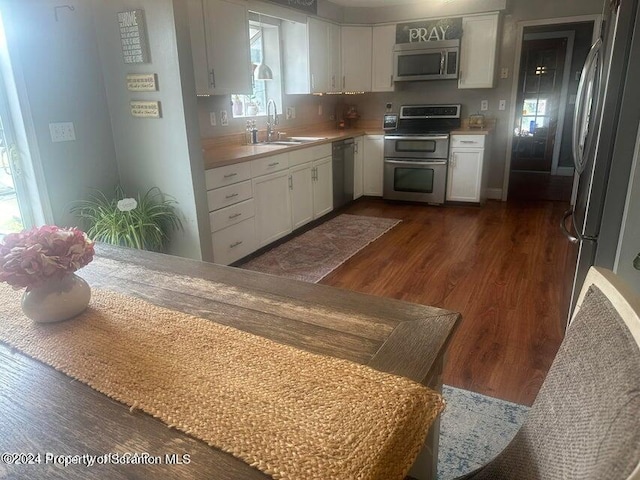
top-left (21, 273), bottom-right (91, 323)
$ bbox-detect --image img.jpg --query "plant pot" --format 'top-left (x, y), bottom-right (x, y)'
top-left (247, 104), bottom-right (258, 116)
top-left (22, 273), bottom-right (91, 323)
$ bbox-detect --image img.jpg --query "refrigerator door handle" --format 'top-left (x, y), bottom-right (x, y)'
top-left (561, 209), bottom-right (579, 244)
top-left (572, 38), bottom-right (602, 174)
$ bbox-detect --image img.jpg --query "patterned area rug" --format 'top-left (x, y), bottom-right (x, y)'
top-left (241, 214), bottom-right (401, 282)
top-left (438, 385), bottom-right (530, 479)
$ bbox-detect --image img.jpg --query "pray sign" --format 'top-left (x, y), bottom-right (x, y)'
top-left (396, 18), bottom-right (462, 44)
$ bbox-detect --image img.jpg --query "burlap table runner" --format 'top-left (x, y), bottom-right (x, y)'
top-left (0, 282), bottom-right (444, 479)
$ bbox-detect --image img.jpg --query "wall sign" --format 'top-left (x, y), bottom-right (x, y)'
top-left (130, 100), bottom-right (161, 118)
top-left (126, 73), bottom-right (158, 92)
top-left (118, 9), bottom-right (150, 64)
top-left (263, 0), bottom-right (317, 15)
top-left (396, 18), bottom-right (463, 44)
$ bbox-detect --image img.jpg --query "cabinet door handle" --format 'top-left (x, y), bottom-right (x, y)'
top-left (343, 75), bottom-right (346, 90)
top-left (223, 172), bottom-right (238, 179)
top-left (460, 140), bottom-right (476, 144)
top-left (268, 162), bottom-right (279, 167)
top-left (289, 175), bottom-right (293, 190)
top-left (450, 154), bottom-right (456, 167)
top-left (229, 241), bottom-right (243, 249)
top-left (354, 143), bottom-right (359, 154)
top-left (225, 193), bottom-right (239, 199)
top-left (390, 74), bottom-right (393, 87)
top-left (311, 73), bottom-right (315, 91)
top-left (210, 69), bottom-right (216, 88)
top-left (228, 213), bottom-right (242, 219)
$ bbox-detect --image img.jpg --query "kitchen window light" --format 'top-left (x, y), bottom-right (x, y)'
top-left (232, 14), bottom-right (282, 119)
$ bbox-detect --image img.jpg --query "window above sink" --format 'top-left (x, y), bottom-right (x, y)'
top-left (232, 13), bottom-right (283, 119)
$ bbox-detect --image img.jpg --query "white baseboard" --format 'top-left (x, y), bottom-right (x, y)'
top-left (486, 188), bottom-right (503, 200)
top-left (555, 167), bottom-right (575, 177)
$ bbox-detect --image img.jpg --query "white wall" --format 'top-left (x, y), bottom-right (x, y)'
top-left (0, 0), bottom-right (119, 227)
top-left (93, 0), bottom-right (211, 261)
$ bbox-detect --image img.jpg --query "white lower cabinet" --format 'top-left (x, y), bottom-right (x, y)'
top-left (447, 135), bottom-right (488, 203)
top-left (313, 156), bottom-right (333, 217)
top-left (290, 163), bottom-right (314, 229)
top-left (354, 136), bottom-right (364, 199)
top-left (206, 143), bottom-right (336, 265)
top-left (211, 217), bottom-right (256, 266)
top-left (363, 135), bottom-right (384, 197)
top-left (253, 170), bottom-right (293, 248)
top-left (289, 156), bottom-right (333, 229)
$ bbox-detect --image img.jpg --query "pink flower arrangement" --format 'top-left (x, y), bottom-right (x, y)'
top-left (0, 225), bottom-right (94, 290)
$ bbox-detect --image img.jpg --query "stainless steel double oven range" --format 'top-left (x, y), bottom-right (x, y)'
top-left (383, 104), bottom-right (461, 204)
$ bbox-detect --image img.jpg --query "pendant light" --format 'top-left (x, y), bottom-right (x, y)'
top-left (254, 13), bottom-right (273, 81)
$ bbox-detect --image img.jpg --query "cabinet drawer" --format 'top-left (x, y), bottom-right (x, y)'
top-left (205, 162), bottom-right (251, 190)
top-left (207, 180), bottom-right (252, 211)
top-left (250, 153), bottom-right (289, 177)
top-left (289, 144), bottom-right (332, 167)
top-left (209, 199), bottom-right (255, 233)
top-left (212, 217), bottom-right (257, 266)
top-left (451, 135), bottom-right (486, 148)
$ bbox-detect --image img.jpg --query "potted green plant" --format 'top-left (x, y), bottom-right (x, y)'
top-left (71, 186), bottom-right (182, 252)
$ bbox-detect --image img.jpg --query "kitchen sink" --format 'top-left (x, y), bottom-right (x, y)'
top-left (259, 136), bottom-right (328, 146)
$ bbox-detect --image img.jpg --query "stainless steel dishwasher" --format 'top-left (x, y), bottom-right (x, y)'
top-left (332, 138), bottom-right (355, 209)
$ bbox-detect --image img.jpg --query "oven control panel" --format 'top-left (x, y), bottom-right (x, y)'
top-left (383, 114), bottom-right (398, 130)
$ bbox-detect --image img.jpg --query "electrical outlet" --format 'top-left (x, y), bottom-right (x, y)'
top-left (286, 106), bottom-right (296, 120)
top-left (480, 100), bottom-right (489, 111)
top-left (210, 111), bottom-right (217, 126)
top-left (220, 110), bottom-right (228, 126)
top-left (499, 100), bottom-right (506, 111)
top-left (49, 122), bottom-right (76, 142)
top-left (318, 104), bottom-right (323, 116)
top-left (500, 68), bottom-right (509, 79)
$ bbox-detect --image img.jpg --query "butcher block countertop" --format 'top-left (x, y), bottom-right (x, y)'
top-left (202, 128), bottom-right (383, 170)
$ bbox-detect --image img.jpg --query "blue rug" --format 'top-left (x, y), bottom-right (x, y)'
top-left (437, 385), bottom-right (530, 479)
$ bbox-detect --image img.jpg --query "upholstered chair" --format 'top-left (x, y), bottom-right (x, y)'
top-left (456, 267), bottom-right (640, 480)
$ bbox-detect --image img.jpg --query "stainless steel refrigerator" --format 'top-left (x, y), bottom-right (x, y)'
top-left (562, 0), bottom-right (640, 314)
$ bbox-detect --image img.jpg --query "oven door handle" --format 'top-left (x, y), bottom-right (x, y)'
top-left (384, 159), bottom-right (448, 166)
top-left (384, 135), bottom-right (450, 141)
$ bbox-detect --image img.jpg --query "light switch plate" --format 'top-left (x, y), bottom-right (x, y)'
top-left (480, 100), bottom-right (489, 111)
top-left (499, 100), bottom-right (506, 111)
top-left (220, 110), bottom-right (228, 126)
top-left (210, 111), bottom-right (217, 126)
top-left (49, 122), bottom-right (76, 142)
top-left (500, 68), bottom-right (509, 79)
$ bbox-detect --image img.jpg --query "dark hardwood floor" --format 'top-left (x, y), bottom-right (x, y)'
top-left (319, 198), bottom-right (577, 406)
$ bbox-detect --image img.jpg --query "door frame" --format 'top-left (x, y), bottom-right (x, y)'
top-left (521, 30), bottom-right (575, 175)
top-left (501, 14), bottom-right (602, 201)
top-left (0, 10), bottom-right (53, 227)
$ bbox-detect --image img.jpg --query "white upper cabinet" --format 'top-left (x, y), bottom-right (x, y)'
top-left (371, 24), bottom-right (396, 92)
top-left (308, 17), bottom-right (330, 93)
top-left (328, 22), bottom-right (342, 93)
top-left (307, 18), bottom-right (341, 93)
top-left (284, 17), bottom-right (341, 94)
top-left (341, 26), bottom-right (372, 92)
top-left (458, 13), bottom-right (500, 89)
top-left (187, 0), bottom-right (252, 96)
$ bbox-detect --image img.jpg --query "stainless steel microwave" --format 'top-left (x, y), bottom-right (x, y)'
top-left (393, 39), bottom-right (460, 81)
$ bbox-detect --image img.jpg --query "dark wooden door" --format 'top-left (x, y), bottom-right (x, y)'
top-left (512, 37), bottom-right (567, 172)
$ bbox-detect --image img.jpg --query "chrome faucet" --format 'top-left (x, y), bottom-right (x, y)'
top-left (266, 99), bottom-right (278, 142)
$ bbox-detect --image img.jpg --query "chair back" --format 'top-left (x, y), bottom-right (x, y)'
top-left (467, 267), bottom-right (640, 480)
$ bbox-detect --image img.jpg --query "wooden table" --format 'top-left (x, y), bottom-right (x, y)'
top-left (0, 245), bottom-right (459, 480)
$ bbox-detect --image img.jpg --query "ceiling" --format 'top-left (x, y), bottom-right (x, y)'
top-left (329, 0), bottom-right (433, 7)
